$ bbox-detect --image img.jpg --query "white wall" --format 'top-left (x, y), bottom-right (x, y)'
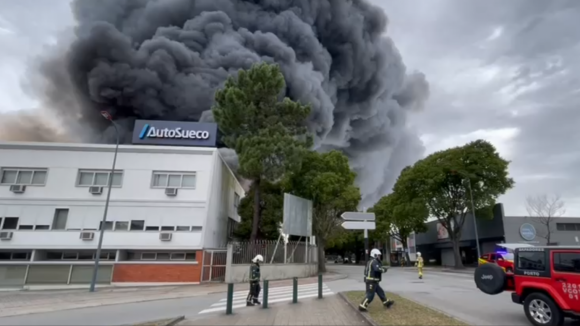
top-left (0, 142), bottom-right (219, 250)
top-left (202, 152), bottom-right (246, 249)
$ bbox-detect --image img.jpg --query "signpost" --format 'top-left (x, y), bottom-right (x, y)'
top-left (341, 212), bottom-right (375, 263)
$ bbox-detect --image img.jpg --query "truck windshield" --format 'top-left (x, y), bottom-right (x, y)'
top-left (501, 253), bottom-right (514, 260)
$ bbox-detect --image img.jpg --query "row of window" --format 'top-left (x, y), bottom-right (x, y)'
top-left (518, 251), bottom-right (580, 274)
top-left (0, 251), bottom-right (197, 261)
top-left (0, 168), bottom-right (197, 189)
top-left (556, 223), bottom-right (580, 231)
top-left (0, 215), bottom-right (202, 232)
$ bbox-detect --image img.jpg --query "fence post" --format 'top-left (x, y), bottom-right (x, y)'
top-left (318, 273), bottom-right (323, 299)
top-left (292, 277), bottom-right (298, 303)
top-left (262, 280), bottom-right (269, 308)
top-left (226, 283), bottom-right (234, 315)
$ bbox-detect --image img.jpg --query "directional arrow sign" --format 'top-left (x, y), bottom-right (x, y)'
top-left (341, 212), bottom-right (375, 221)
top-left (341, 221), bottom-right (376, 230)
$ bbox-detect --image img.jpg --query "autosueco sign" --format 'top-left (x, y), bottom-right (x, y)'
top-left (132, 120), bottom-right (217, 147)
top-left (139, 124), bottom-right (210, 140)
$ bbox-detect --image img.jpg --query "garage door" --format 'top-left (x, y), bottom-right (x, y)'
top-left (441, 248), bottom-right (455, 267)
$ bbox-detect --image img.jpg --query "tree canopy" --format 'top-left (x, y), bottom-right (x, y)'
top-left (284, 150), bottom-right (361, 272)
top-left (394, 139), bottom-right (514, 268)
top-left (372, 191), bottom-right (428, 261)
top-left (212, 63), bottom-right (312, 241)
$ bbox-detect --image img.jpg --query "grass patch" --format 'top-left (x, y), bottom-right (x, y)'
top-left (344, 291), bottom-right (467, 326)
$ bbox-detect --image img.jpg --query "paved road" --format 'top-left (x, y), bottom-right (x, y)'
top-left (0, 265), bottom-right (577, 325)
top-left (327, 264), bottom-right (579, 326)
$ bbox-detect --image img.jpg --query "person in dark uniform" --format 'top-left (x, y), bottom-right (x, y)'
top-left (359, 248), bottom-right (394, 311)
top-left (246, 254), bottom-right (263, 306)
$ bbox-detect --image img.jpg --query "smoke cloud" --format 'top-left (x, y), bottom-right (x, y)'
top-left (5, 0), bottom-right (429, 207)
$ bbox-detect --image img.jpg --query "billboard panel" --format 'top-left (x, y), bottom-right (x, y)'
top-left (283, 193), bottom-right (313, 237)
top-left (132, 120), bottom-right (218, 147)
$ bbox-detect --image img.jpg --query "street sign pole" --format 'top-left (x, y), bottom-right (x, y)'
top-left (341, 212), bottom-right (376, 264)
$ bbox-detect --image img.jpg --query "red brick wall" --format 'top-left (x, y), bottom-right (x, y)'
top-left (112, 261), bottom-right (202, 283)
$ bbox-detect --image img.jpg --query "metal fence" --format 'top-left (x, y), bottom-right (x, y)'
top-left (230, 240), bottom-right (317, 265)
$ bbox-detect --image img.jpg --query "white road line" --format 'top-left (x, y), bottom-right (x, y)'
top-left (198, 283), bottom-right (334, 315)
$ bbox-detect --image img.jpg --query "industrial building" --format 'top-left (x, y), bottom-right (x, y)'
top-left (0, 120), bottom-right (244, 288)
top-left (415, 203), bottom-right (580, 267)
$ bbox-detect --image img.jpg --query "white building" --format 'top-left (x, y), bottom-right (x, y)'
top-left (0, 141), bottom-right (244, 287)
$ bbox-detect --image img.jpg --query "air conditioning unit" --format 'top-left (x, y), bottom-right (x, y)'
top-left (80, 232), bottom-right (94, 240)
top-left (159, 233), bottom-right (173, 241)
top-left (9, 185), bottom-right (26, 193)
top-left (89, 186), bottom-right (103, 195)
top-left (165, 188), bottom-right (178, 196)
top-left (0, 232), bottom-right (13, 240)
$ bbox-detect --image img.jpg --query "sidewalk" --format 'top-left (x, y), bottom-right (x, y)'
top-left (182, 296), bottom-right (369, 325)
top-left (398, 266), bottom-right (475, 275)
top-left (0, 273), bottom-right (345, 318)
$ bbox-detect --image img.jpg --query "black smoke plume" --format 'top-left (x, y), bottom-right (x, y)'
top-left (3, 0), bottom-right (430, 207)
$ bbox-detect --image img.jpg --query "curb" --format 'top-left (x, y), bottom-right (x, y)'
top-left (129, 316), bottom-right (185, 326)
top-left (337, 292), bottom-right (376, 326)
top-left (395, 292), bottom-right (472, 325)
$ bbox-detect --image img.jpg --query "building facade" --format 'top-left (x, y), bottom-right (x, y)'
top-left (415, 203), bottom-right (580, 267)
top-left (0, 122), bottom-right (244, 287)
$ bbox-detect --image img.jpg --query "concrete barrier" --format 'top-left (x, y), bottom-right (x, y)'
top-left (225, 263), bottom-right (317, 283)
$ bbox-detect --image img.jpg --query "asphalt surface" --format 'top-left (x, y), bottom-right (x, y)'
top-left (0, 264), bottom-right (577, 325)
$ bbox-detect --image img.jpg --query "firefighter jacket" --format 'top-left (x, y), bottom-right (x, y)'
top-left (415, 256), bottom-right (424, 268)
top-left (249, 263), bottom-right (261, 282)
top-left (364, 258), bottom-right (386, 282)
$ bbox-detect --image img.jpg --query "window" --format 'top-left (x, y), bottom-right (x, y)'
top-left (35, 225), bottom-right (49, 230)
top-left (554, 252), bottom-right (580, 273)
top-left (141, 253), bottom-right (157, 260)
top-left (556, 223), bottom-right (580, 231)
top-left (145, 226), bottom-right (159, 231)
top-left (0, 252), bottom-right (30, 260)
top-left (176, 226), bottom-right (190, 232)
top-left (46, 252), bottom-right (63, 260)
top-left (0, 168), bottom-right (47, 186)
top-left (77, 170), bottom-right (123, 187)
top-left (517, 251), bottom-right (546, 271)
top-left (157, 253), bottom-right (171, 260)
top-left (151, 172), bottom-right (196, 189)
top-left (161, 226), bottom-right (175, 231)
top-left (115, 221), bottom-right (129, 231)
top-left (234, 193), bottom-right (240, 208)
top-left (130, 220), bottom-right (145, 231)
top-left (62, 252), bottom-right (79, 260)
top-left (2, 217), bottom-right (18, 230)
top-left (52, 209), bottom-right (69, 230)
top-left (99, 221), bottom-right (113, 230)
top-left (78, 252), bottom-right (94, 260)
top-left (191, 226), bottom-right (202, 231)
top-left (18, 225), bottom-right (33, 230)
top-left (170, 253), bottom-right (186, 260)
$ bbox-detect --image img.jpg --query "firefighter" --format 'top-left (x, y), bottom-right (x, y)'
top-left (359, 248), bottom-right (395, 311)
top-left (415, 252), bottom-right (424, 279)
top-left (246, 254), bottom-right (263, 306)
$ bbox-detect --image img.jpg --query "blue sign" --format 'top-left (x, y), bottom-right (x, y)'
top-left (519, 223), bottom-right (537, 241)
top-left (132, 120), bottom-right (218, 147)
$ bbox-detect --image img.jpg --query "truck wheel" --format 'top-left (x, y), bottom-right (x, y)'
top-left (523, 293), bottom-right (564, 326)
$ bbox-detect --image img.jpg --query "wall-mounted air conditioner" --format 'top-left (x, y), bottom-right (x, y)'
top-left (160, 233), bottom-right (173, 241)
top-left (165, 188), bottom-right (178, 196)
top-left (80, 232), bottom-right (94, 240)
top-left (0, 232), bottom-right (13, 240)
top-left (89, 186), bottom-right (103, 195)
top-left (10, 185), bottom-right (26, 193)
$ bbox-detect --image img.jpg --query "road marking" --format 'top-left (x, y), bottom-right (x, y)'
top-left (198, 283), bottom-right (334, 314)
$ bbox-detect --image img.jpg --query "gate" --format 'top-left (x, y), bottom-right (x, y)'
top-left (201, 249), bottom-right (227, 283)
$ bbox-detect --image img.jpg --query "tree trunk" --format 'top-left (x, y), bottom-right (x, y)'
top-left (402, 242), bottom-right (410, 263)
top-left (250, 179), bottom-right (261, 242)
top-left (318, 239), bottom-right (326, 273)
top-left (451, 236), bottom-right (464, 269)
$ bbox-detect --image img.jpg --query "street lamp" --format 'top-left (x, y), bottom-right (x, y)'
top-left (466, 178), bottom-right (482, 259)
top-left (89, 111), bottom-right (120, 292)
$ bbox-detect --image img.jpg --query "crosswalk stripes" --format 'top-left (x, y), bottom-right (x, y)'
top-left (198, 282), bottom-right (335, 314)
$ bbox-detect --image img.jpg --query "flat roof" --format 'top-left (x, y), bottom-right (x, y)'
top-left (0, 141), bottom-right (218, 155)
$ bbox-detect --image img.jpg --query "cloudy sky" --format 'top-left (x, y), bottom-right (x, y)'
top-left (1, 0), bottom-right (579, 216)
